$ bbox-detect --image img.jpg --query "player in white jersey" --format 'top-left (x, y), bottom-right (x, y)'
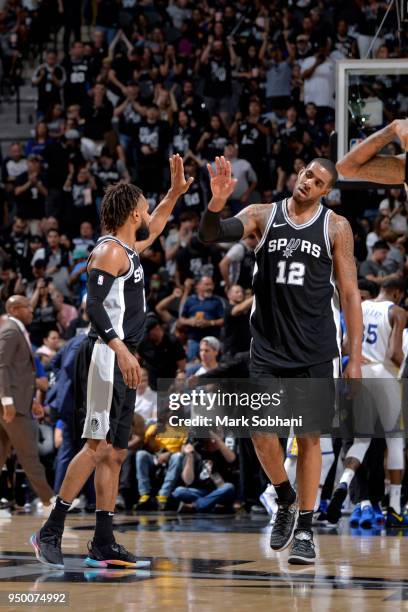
top-left (326, 278), bottom-right (407, 527)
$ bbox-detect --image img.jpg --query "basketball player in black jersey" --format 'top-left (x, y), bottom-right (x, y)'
top-left (199, 156), bottom-right (363, 564)
top-left (31, 154), bottom-right (193, 569)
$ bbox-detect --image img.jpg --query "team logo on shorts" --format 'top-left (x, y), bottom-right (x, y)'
top-left (91, 417), bottom-right (100, 432)
top-left (97, 275), bottom-right (104, 285)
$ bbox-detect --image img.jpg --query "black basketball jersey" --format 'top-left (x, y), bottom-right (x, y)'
top-left (250, 199), bottom-right (341, 369)
top-left (88, 235), bottom-right (146, 347)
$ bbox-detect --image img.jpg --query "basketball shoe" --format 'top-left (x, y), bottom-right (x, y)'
top-left (326, 483), bottom-right (347, 524)
top-left (349, 504), bottom-right (361, 527)
top-left (373, 503), bottom-right (385, 524)
top-left (84, 540), bottom-right (139, 568)
top-left (30, 529), bottom-right (64, 569)
top-left (385, 508), bottom-right (408, 528)
top-left (269, 499), bottom-right (298, 551)
top-left (288, 529), bottom-right (316, 565)
top-left (359, 503), bottom-right (375, 528)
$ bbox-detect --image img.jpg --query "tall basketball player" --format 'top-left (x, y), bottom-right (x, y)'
top-left (31, 155), bottom-right (193, 568)
top-left (326, 278), bottom-right (407, 527)
top-left (199, 156), bottom-right (363, 564)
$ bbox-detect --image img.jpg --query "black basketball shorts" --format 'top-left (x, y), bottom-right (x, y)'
top-left (249, 358), bottom-right (340, 435)
top-left (81, 337), bottom-right (136, 449)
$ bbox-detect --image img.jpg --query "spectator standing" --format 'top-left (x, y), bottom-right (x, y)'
top-left (300, 40), bottom-right (335, 117)
top-left (179, 276), bottom-right (224, 361)
top-left (61, 0), bottom-right (83, 54)
top-left (63, 41), bottom-right (91, 107)
top-left (68, 247), bottom-right (88, 306)
top-left (222, 143), bottom-right (257, 214)
top-left (199, 38), bottom-right (236, 122)
top-left (219, 235), bottom-right (257, 290)
top-left (92, 147), bottom-right (130, 213)
top-left (135, 104), bottom-right (170, 193)
top-left (81, 84), bottom-right (114, 155)
top-left (29, 278), bottom-right (59, 347)
top-left (260, 40), bottom-right (292, 114)
top-left (32, 229), bottom-right (70, 295)
top-left (31, 49), bottom-right (66, 117)
top-left (230, 98), bottom-right (269, 185)
top-left (113, 81), bottom-right (146, 169)
top-left (63, 165), bottom-right (97, 233)
top-left (14, 155), bottom-right (48, 227)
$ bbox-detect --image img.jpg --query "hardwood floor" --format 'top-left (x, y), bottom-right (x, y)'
top-left (0, 512), bottom-right (407, 611)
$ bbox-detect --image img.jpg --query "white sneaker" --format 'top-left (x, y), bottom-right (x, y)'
top-left (35, 495), bottom-right (56, 517)
top-left (260, 485), bottom-right (278, 516)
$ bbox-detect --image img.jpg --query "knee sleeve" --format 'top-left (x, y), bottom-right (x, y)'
top-left (386, 437), bottom-right (404, 470)
top-left (346, 438), bottom-right (370, 464)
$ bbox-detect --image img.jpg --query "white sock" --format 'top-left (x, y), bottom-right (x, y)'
top-left (360, 499), bottom-right (371, 509)
top-left (339, 467), bottom-right (355, 488)
top-left (384, 479), bottom-right (391, 496)
top-left (389, 484), bottom-right (402, 514)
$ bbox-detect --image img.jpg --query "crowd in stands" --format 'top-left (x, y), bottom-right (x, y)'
top-left (0, 0), bottom-right (408, 518)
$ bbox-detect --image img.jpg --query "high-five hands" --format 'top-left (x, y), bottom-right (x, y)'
top-left (169, 153), bottom-right (194, 196)
top-left (207, 156), bottom-right (238, 211)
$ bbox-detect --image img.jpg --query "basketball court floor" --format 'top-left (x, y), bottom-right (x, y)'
top-left (0, 512), bottom-right (407, 611)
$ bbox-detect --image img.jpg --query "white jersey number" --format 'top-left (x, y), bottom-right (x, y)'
top-left (276, 261), bottom-right (305, 286)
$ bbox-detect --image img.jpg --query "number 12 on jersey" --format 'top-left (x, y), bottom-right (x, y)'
top-left (276, 260), bottom-right (305, 286)
top-left (363, 323), bottom-right (378, 344)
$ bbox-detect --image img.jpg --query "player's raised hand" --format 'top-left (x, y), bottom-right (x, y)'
top-left (207, 156), bottom-right (238, 208)
top-left (169, 153), bottom-right (194, 196)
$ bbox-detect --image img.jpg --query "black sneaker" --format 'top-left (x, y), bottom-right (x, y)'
top-left (326, 485), bottom-right (347, 524)
top-left (270, 500), bottom-right (298, 551)
top-left (288, 529), bottom-right (316, 565)
top-left (30, 529), bottom-right (64, 569)
top-left (84, 540), bottom-right (139, 568)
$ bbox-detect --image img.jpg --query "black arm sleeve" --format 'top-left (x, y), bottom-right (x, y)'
top-left (198, 209), bottom-right (244, 243)
top-left (86, 268), bottom-right (120, 345)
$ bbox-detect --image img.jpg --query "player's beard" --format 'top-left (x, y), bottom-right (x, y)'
top-left (135, 219), bottom-right (150, 241)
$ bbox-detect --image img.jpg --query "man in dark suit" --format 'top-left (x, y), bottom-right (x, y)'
top-left (0, 295), bottom-right (54, 505)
